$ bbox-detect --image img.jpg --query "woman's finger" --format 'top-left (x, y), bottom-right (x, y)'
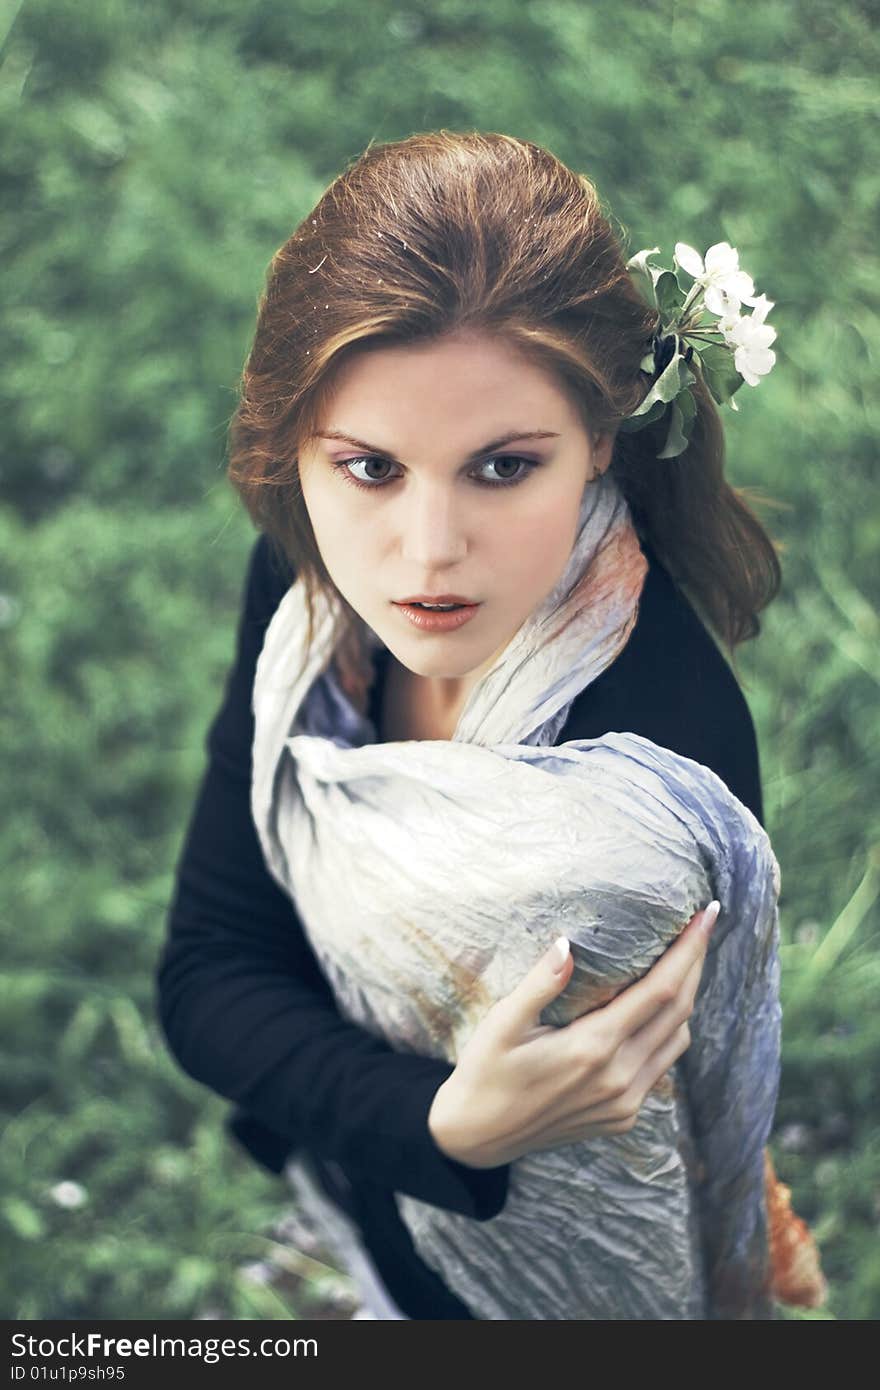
top-left (586, 901), bottom-right (720, 1043)
top-left (620, 950), bottom-right (702, 1062)
top-left (492, 934), bottom-right (574, 1044)
top-left (563, 1021), bottom-right (694, 1138)
top-left (627, 1020), bottom-right (693, 1105)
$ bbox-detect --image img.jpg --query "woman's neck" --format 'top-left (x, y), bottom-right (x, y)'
top-left (379, 655), bottom-right (468, 742)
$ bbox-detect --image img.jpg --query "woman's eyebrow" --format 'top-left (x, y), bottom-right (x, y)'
top-left (316, 428), bottom-right (560, 462)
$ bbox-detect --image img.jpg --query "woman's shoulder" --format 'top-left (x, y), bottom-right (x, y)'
top-left (565, 543), bottom-right (765, 825)
top-left (631, 542), bottom-right (734, 676)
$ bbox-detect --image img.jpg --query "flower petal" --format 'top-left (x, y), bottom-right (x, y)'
top-left (704, 242), bottom-right (739, 276)
top-left (674, 242), bottom-right (705, 278)
top-left (705, 285), bottom-right (740, 315)
top-left (747, 347), bottom-right (776, 374)
top-left (735, 352), bottom-right (761, 386)
top-left (728, 270), bottom-right (756, 301)
top-left (728, 317), bottom-right (777, 350)
top-left (749, 294), bottom-right (775, 324)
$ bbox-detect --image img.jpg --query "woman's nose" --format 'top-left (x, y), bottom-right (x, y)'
top-left (398, 484), bottom-right (468, 568)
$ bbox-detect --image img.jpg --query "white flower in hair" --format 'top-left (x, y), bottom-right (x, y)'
top-left (624, 240), bottom-right (777, 453)
top-left (674, 240), bottom-right (756, 314)
top-left (720, 294), bottom-right (777, 386)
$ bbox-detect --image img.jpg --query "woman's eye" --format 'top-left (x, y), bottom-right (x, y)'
top-left (477, 455), bottom-right (536, 486)
top-left (332, 454), bottom-right (539, 491)
top-left (333, 456), bottom-right (399, 488)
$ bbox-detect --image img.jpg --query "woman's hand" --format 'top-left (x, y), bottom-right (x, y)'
top-left (428, 901), bottom-right (720, 1169)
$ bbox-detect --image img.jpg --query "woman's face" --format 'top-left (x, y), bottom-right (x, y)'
top-left (296, 329), bottom-right (614, 688)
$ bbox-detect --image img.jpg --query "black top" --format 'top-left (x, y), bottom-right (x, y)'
top-left (156, 533), bottom-right (764, 1320)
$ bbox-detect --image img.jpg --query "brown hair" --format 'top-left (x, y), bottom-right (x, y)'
top-left (228, 129), bottom-right (781, 665)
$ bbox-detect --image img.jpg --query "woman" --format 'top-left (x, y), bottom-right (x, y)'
top-left (158, 132), bottom-right (821, 1319)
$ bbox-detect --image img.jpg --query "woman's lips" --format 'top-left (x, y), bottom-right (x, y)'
top-left (392, 601), bottom-right (481, 632)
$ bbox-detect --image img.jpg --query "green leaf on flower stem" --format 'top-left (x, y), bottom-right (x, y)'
top-left (694, 343), bottom-right (743, 405)
top-left (677, 385), bottom-right (697, 430)
top-left (630, 352), bottom-right (690, 415)
top-left (657, 398), bottom-right (689, 458)
top-left (639, 350), bottom-right (656, 374)
top-left (620, 352), bottom-right (693, 437)
top-left (655, 271), bottom-right (686, 321)
top-left (618, 398), bottom-right (668, 433)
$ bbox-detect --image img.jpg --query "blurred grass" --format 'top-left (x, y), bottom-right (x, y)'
top-left (1, 0), bottom-right (878, 1319)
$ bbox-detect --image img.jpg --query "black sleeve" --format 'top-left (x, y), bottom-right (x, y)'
top-left (155, 533), bottom-right (509, 1220)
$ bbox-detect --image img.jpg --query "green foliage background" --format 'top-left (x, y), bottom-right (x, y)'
top-left (2, 0), bottom-right (877, 1320)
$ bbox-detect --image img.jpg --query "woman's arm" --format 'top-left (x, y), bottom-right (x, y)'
top-left (155, 534), bottom-right (509, 1219)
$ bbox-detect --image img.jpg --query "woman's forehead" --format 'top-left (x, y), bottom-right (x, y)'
top-left (310, 336), bottom-right (585, 442)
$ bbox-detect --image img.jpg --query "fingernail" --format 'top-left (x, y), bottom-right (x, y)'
top-left (548, 936), bottom-right (570, 972)
top-left (701, 901), bottom-right (721, 934)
